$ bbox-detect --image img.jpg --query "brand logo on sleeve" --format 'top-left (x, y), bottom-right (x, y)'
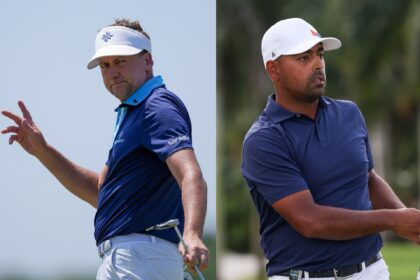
top-left (168, 135), bottom-right (190, 145)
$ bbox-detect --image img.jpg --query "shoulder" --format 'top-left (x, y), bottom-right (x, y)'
top-left (145, 87), bottom-right (187, 111)
top-left (143, 87), bottom-right (190, 119)
top-left (324, 97), bottom-right (368, 130)
top-left (142, 87), bottom-right (191, 129)
top-left (323, 96), bottom-right (364, 118)
top-left (324, 96), bottom-right (359, 110)
top-left (243, 115), bottom-right (288, 157)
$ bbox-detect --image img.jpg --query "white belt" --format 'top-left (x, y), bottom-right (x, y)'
top-left (97, 233), bottom-right (176, 258)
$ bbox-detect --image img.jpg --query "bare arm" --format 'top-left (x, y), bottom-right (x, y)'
top-left (1, 101), bottom-right (101, 208)
top-left (166, 148), bottom-right (208, 272)
top-left (368, 169), bottom-right (405, 209)
top-left (272, 189), bottom-right (420, 243)
top-left (35, 144), bottom-right (100, 207)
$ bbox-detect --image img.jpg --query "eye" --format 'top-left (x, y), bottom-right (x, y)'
top-left (117, 59), bottom-right (127, 65)
top-left (298, 55), bottom-right (309, 61)
top-left (318, 51), bottom-right (325, 59)
top-left (99, 62), bottom-right (110, 69)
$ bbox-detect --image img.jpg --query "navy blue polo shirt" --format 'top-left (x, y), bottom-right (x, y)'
top-left (242, 95), bottom-right (382, 275)
top-left (94, 76), bottom-right (192, 245)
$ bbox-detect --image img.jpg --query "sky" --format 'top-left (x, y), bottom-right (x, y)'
top-left (0, 0), bottom-right (215, 278)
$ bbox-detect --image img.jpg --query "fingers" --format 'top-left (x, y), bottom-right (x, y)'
top-left (9, 135), bottom-right (18, 145)
top-left (199, 251), bottom-right (209, 270)
top-left (2, 101), bottom-right (35, 135)
top-left (1, 126), bottom-right (19, 134)
top-left (183, 247), bottom-right (209, 273)
top-left (1, 110), bottom-right (22, 125)
top-left (178, 234), bottom-right (209, 275)
top-left (18, 101), bottom-right (33, 123)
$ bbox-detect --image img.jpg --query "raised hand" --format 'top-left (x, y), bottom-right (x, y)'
top-left (1, 101), bottom-right (47, 156)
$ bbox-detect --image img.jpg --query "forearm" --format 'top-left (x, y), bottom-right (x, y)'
top-left (166, 148), bottom-right (209, 270)
top-left (302, 205), bottom-right (394, 240)
top-left (368, 170), bottom-right (405, 209)
top-left (274, 190), bottom-right (420, 242)
top-left (182, 174), bottom-right (207, 237)
top-left (35, 143), bottom-right (99, 207)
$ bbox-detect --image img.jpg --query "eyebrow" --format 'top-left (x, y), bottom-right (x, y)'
top-left (99, 57), bottom-right (126, 65)
top-left (303, 46), bottom-right (325, 54)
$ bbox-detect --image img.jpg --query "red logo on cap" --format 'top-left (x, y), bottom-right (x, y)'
top-left (310, 29), bottom-right (320, 38)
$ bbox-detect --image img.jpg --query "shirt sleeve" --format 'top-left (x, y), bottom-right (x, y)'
top-left (354, 103), bottom-right (374, 171)
top-left (142, 91), bottom-right (193, 161)
top-left (242, 129), bottom-right (308, 205)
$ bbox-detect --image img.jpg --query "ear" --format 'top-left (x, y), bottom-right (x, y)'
top-left (144, 52), bottom-right (154, 67)
top-left (266, 60), bottom-right (280, 81)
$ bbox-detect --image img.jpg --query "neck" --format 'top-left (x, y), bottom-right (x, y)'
top-left (274, 87), bottom-right (320, 120)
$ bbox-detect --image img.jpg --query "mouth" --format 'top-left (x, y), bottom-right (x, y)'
top-left (111, 80), bottom-right (127, 88)
top-left (311, 74), bottom-right (326, 87)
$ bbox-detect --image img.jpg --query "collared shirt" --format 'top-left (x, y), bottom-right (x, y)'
top-left (94, 75), bottom-right (192, 245)
top-left (242, 95), bottom-right (382, 275)
top-left (112, 76), bottom-right (166, 144)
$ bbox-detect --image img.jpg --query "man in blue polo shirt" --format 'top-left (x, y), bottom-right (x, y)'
top-left (242, 18), bottom-right (420, 280)
top-left (2, 19), bottom-right (208, 280)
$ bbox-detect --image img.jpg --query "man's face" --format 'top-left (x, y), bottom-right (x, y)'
top-left (99, 52), bottom-right (153, 102)
top-left (270, 43), bottom-right (326, 103)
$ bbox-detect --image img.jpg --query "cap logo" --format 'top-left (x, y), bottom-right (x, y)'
top-left (272, 51), bottom-right (276, 58)
top-left (101, 32), bottom-right (113, 43)
top-left (310, 29), bottom-right (321, 38)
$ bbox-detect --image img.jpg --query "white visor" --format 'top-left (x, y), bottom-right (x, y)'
top-left (87, 26), bottom-right (152, 69)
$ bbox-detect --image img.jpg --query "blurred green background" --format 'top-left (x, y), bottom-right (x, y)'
top-left (217, 0), bottom-right (420, 279)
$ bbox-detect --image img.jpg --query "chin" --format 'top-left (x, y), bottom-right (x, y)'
top-left (110, 91), bottom-right (128, 102)
top-left (303, 94), bottom-right (322, 103)
top-left (307, 89), bottom-right (324, 101)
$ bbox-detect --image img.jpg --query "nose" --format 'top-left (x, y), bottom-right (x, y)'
top-left (106, 65), bottom-right (119, 79)
top-left (313, 55), bottom-right (324, 71)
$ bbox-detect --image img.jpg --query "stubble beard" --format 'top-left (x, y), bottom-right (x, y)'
top-left (111, 83), bottom-right (133, 102)
top-left (303, 72), bottom-right (327, 103)
top-left (303, 86), bottom-right (325, 103)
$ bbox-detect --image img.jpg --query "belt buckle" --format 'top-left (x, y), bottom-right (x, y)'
top-left (98, 240), bottom-right (112, 258)
top-left (98, 245), bottom-right (104, 258)
top-left (333, 268), bottom-right (353, 280)
top-left (333, 268), bottom-right (339, 279)
top-left (289, 270), bottom-right (303, 280)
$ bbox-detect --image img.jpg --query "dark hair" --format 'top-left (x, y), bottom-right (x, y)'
top-left (110, 18), bottom-right (150, 40)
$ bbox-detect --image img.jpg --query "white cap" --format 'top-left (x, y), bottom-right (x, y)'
top-left (87, 26), bottom-right (152, 69)
top-left (261, 18), bottom-right (341, 68)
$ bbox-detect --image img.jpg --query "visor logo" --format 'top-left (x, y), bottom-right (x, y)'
top-left (310, 29), bottom-right (321, 38)
top-left (101, 32), bottom-right (113, 43)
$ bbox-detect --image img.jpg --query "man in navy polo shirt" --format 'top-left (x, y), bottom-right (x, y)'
top-left (2, 19), bottom-right (208, 280)
top-left (242, 18), bottom-right (420, 280)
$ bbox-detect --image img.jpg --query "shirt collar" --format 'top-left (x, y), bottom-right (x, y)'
top-left (264, 94), bottom-right (329, 123)
top-left (120, 75), bottom-right (165, 107)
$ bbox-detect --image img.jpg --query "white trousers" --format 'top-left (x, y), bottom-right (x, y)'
top-left (269, 258), bottom-right (389, 280)
top-left (96, 233), bottom-right (184, 280)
